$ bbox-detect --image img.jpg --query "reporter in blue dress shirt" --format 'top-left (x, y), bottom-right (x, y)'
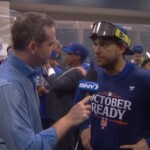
top-left (0, 12), bottom-right (91, 150)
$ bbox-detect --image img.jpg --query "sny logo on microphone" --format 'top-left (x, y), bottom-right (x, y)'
top-left (79, 80), bottom-right (99, 91)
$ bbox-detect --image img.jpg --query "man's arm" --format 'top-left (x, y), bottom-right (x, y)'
top-left (0, 80), bottom-right (91, 150)
top-left (53, 96), bottom-right (91, 142)
top-left (0, 81), bottom-right (57, 150)
top-left (53, 68), bottom-right (85, 90)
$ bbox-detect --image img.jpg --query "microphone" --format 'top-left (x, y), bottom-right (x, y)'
top-left (86, 69), bottom-right (97, 82)
top-left (78, 69), bottom-right (99, 95)
top-left (74, 70), bottom-right (99, 150)
top-left (74, 69), bottom-right (99, 104)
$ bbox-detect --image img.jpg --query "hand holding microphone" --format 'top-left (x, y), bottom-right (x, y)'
top-left (74, 69), bottom-right (99, 150)
top-left (66, 95), bottom-right (92, 126)
top-left (53, 96), bottom-right (92, 142)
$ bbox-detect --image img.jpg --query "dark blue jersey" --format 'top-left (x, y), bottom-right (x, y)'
top-left (91, 63), bottom-right (150, 149)
top-left (75, 62), bottom-right (150, 150)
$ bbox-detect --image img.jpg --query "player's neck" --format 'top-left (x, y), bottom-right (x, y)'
top-left (105, 59), bottom-right (126, 76)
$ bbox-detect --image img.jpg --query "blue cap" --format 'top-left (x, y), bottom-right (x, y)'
top-left (114, 24), bottom-right (128, 35)
top-left (62, 42), bottom-right (89, 59)
top-left (114, 24), bottom-right (134, 55)
top-left (50, 50), bottom-right (59, 59)
top-left (132, 45), bottom-right (143, 54)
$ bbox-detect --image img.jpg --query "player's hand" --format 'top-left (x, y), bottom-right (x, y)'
top-left (81, 127), bottom-right (92, 150)
top-left (120, 138), bottom-right (150, 150)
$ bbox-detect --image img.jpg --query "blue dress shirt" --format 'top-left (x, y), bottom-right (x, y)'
top-left (0, 54), bottom-right (57, 150)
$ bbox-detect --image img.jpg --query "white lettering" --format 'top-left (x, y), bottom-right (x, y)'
top-left (111, 98), bottom-right (117, 107)
top-left (102, 106), bottom-right (109, 116)
top-left (118, 109), bottom-right (126, 119)
top-left (124, 101), bottom-right (131, 110)
top-left (92, 102), bottom-right (97, 114)
top-left (79, 82), bottom-right (98, 90)
top-left (91, 94), bottom-right (132, 121)
top-left (100, 95), bottom-right (105, 104)
top-left (117, 99), bottom-right (124, 109)
top-left (109, 107), bottom-right (118, 118)
top-left (93, 94), bottom-right (100, 103)
top-left (97, 104), bottom-right (103, 115)
top-left (105, 97), bottom-right (111, 106)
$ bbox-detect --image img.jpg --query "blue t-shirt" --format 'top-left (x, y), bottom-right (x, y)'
top-left (75, 63), bottom-right (150, 150)
top-left (53, 65), bottom-right (64, 77)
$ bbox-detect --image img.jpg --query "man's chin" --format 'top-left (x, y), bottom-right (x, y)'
top-left (97, 61), bottom-right (103, 66)
top-left (42, 59), bottom-right (49, 65)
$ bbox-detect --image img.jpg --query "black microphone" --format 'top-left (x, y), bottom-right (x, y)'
top-left (86, 69), bottom-right (98, 82)
top-left (75, 69), bottom-right (99, 150)
top-left (78, 69), bottom-right (99, 95)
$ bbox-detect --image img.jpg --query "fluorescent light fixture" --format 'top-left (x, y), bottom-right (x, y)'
top-left (146, 52), bottom-right (150, 58)
top-left (123, 26), bottom-right (132, 30)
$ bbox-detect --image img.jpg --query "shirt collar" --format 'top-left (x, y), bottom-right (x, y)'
top-left (7, 54), bottom-right (36, 78)
top-left (103, 62), bottom-right (134, 80)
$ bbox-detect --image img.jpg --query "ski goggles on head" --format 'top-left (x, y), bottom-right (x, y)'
top-left (90, 21), bottom-right (131, 47)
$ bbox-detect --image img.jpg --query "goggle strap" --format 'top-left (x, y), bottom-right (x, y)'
top-left (114, 29), bottom-right (130, 46)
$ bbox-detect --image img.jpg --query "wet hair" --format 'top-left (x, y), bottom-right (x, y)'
top-left (7, 45), bottom-right (12, 54)
top-left (12, 12), bottom-right (55, 50)
top-left (96, 36), bottom-right (124, 47)
top-left (141, 58), bottom-right (150, 68)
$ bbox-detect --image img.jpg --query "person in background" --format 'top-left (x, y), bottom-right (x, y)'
top-left (75, 21), bottom-right (150, 150)
top-left (7, 45), bottom-right (13, 55)
top-left (131, 45), bottom-right (144, 66)
top-left (35, 66), bottom-right (50, 129)
top-left (46, 50), bottom-right (64, 77)
top-left (46, 42), bottom-right (89, 150)
top-left (0, 59), bottom-right (4, 65)
top-left (52, 40), bottom-right (68, 71)
top-left (81, 49), bottom-right (96, 72)
top-left (45, 40), bottom-right (64, 77)
top-left (52, 40), bottom-right (62, 54)
top-left (0, 45), bottom-right (12, 65)
top-left (0, 12), bottom-right (91, 150)
top-left (141, 58), bottom-right (150, 70)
